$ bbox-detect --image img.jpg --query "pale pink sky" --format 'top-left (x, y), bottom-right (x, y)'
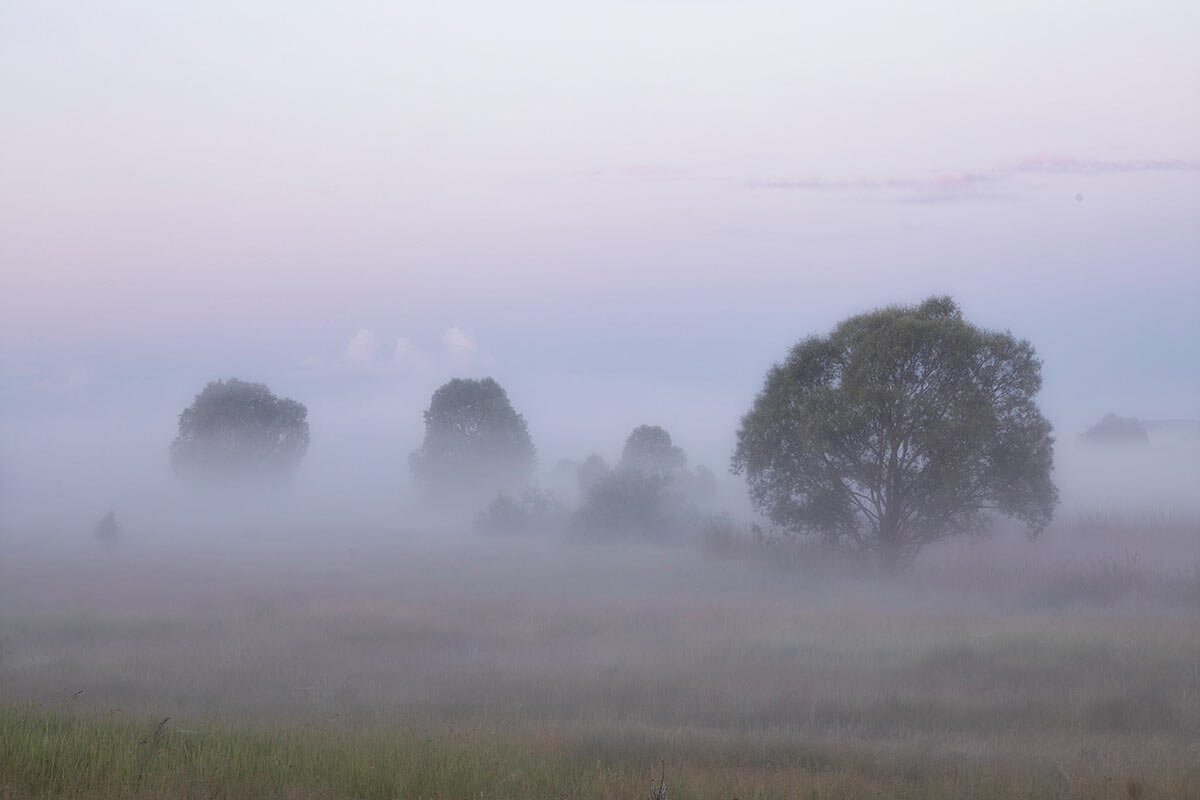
top-left (1, 1), bottom-right (1198, 524)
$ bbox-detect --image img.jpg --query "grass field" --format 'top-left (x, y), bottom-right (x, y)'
top-left (1, 516), bottom-right (1198, 798)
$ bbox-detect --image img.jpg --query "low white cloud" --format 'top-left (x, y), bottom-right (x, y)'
top-left (345, 328), bottom-right (380, 363)
top-left (323, 327), bottom-right (480, 375)
top-left (442, 326), bottom-right (477, 356)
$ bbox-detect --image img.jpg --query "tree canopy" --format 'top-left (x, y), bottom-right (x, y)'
top-left (576, 453), bottom-right (611, 496)
top-left (573, 467), bottom-right (675, 541)
top-left (170, 378), bottom-right (310, 481)
top-left (94, 510), bottom-right (120, 545)
top-left (620, 425), bottom-right (687, 475)
top-left (732, 296), bottom-right (1058, 571)
top-left (1081, 413), bottom-right (1149, 446)
top-left (409, 377), bottom-right (536, 502)
top-left (571, 425), bottom-right (715, 540)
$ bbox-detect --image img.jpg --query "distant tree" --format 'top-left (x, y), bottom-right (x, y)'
top-left (576, 453), bottom-right (611, 496)
top-left (170, 378), bottom-right (310, 481)
top-left (474, 492), bottom-right (526, 536)
top-left (1081, 413), bottom-right (1149, 446)
top-left (681, 464), bottom-right (718, 508)
top-left (548, 457), bottom-right (582, 502)
top-left (620, 425), bottom-right (687, 475)
top-left (409, 377), bottom-right (536, 503)
top-left (553, 457), bottom-right (580, 482)
top-left (94, 510), bottom-right (120, 545)
top-left (475, 488), bottom-right (565, 536)
top-left (732, 296), bottom-right (1058, 572)
top-left (572, 428), bottom-right (719, 541)
top-left (572, 467), bottom-right (676, 541)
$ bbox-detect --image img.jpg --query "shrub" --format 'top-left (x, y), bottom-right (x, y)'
top-left (1081, 413), bottom-right (1149, 445)
top-left (474, 488), bottom-right (565, 536)
top-left (571, 468), bottom-right (680, 541)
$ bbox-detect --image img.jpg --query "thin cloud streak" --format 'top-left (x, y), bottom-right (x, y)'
top-left (749, 171), bottom-right (1004, 204)
top-left (1013, 154), bottom-right (1200, 175)
top-left (737, 153), bottom-right (1200, 204)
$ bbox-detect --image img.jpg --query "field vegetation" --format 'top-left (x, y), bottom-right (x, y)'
top-left (1, 512), bottom-right (1198, 799)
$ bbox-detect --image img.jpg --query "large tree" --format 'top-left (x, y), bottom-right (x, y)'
top-left (170, 378), bottom-right (310, 480)
top-left (732, 297), bottom-right (1057, 571)
top-left (409, 377), bottom-right (536, 502)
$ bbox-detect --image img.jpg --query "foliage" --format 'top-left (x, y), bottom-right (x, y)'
top-left (680, 464), bottom-right (718, 508)
top-left (576, 453), bottom-right (611, 496)
top-left (93, 510), bottom-right (119, 545)
top-left (474, 492), bottom-right (526, 535)
top-left (620, 425), bottom-right (686, 475)
top-left (1082, 413), bottom-right (1149, 445)
top-left (570, 426), bottom-right (718, 541)
top-left (169, 378), bottom-right (309, 481)
top-left (409, 377), bottom-right (536, 502)
top-left (572, 467), bottom-right (678, 540)
top-left (474, 487), bottom-right (566, 536)
top-left (732, 296), bottom-right (1058, 571)
top-left (552, 457), bottom-right (580, 485)
top-left (696, 511), bottom-right (744, 557)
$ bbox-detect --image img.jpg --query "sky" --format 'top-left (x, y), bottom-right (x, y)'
top-left (1, 1), bottom-right (1198, 529)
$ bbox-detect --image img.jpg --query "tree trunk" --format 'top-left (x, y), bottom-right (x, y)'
top-left (877, 508), bottom-right (903, 574)
top-left (878, 540), bottom-right (902, 574)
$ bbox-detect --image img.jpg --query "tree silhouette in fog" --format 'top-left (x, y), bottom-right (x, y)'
top-left (576, 453), bottom-right (611, 496)
top-left (733, 296), bottom-right (1058, 572)
top-left (573, 425), bottom-right (708, 541)
top-left (409, 377), bottom-right (535, 503)
top-left (619, 425), bottom-right (687, 475)
top-left (170, 378), bottom-right (310, 481)
top-left (573, 467), bottom-right (675, 541)
top-left (93, 510), bottom-right (120, 545)
top-left (1081, 413), bottom-right (1149, 446)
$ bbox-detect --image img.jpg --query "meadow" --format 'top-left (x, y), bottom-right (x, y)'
top-left (1, 513), bottom-right (1198, 799)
